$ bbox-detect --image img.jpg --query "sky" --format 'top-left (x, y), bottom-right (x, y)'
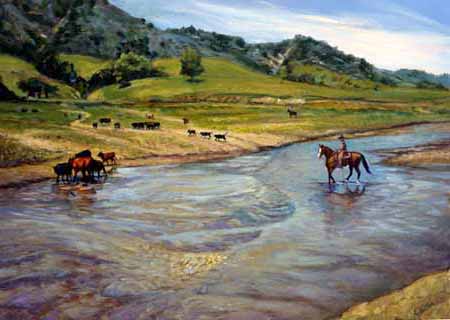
top-left (111, 0), bottom-right (450, 74)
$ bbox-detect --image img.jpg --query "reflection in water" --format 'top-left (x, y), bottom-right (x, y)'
top-left (0, 125), bottom-right (450, 319)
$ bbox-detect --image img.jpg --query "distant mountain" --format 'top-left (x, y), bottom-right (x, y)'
top-left (1, 0), bottom-right (448, 89)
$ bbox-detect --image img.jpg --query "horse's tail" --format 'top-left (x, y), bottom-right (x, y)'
top-left (361, 154), bottom-right (372, 174)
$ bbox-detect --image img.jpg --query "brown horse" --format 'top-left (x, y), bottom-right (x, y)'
top-left (69, 157), bottom-right (94, 182)
top-left (317, 144), bottom-right (372, 184)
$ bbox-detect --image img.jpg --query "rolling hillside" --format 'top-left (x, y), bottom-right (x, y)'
top-left (88, 57), bottom-right (450, 103)
top-left (0, 54), bottom-right (79, 99)
top-left (59, 54), bottom-right (112, 79)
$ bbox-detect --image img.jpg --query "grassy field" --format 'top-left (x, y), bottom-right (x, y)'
top-left (1, 99), bottom-right (450, 169)
top-left (88, 57), bottom-right (450, 103)
top-left (59, 54), bottom-right (112, 79)
top-left (0, 54), bottom-right (79, 99)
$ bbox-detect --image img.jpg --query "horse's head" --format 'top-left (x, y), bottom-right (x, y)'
top-left (97, 152), bottom-right (103, 157)
top-left (317, 144), bottom-right (324, 159)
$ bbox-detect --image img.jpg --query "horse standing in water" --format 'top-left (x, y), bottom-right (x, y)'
top-left (317, 144), bottom-right (372, 184)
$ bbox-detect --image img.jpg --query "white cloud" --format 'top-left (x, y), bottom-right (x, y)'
top-left (111, 0), bottom-right (450, 74)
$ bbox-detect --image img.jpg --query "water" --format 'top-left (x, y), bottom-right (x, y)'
top-left (0, 125), bottom-right (450, 319)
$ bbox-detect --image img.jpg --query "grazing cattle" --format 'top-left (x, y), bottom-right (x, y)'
top-left (53, 162), bottom-right (72, 183)
top-left (287, 109), bottom-right (298, 118)
top-left (200, 132), bottom-right (212, 139)
top-left (114, 122), bottom-right (121, 129)
top-left (145, 122), bottom-right (160, 130)
top-left (214, 132), bottom-right (228, 142)
top-left (64, 112), bottom-right (69, 118)
top-left (90, 160), bottom-right (107, 179)
top-left (92, 122), bottom-right (98, 129)
top-left (187, 129), bottom-right (196, 136)
top-left (21, 108), bottom-right (28, 113)
top-left (99, 118), bottom-right (112, 125)
top-left (98, 152), bottom-right (117, 165)
top-left (78, 114), bottom-right (82, 120)
top-left (146, 113), bottom-right (154, 119)
top-left (132, 122), bottom-right (145, 130)
top-left (182, 118), bottom-right (189, 125)
top-left (32, 109), bottom-right (39, 113)
top-left (69, 157), bottom-right (94, 182)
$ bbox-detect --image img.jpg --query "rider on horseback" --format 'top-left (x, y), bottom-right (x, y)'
top-left (338, 135), bottom-right (351, 167)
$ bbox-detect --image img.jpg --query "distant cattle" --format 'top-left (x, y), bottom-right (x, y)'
top-left (145, 122), bottom-right (160, 130)
top-left (99, 118), bottom-right (112, 125)
top-left (54, 162), bottom-right (72, 183)
top-left (200, 132), bottom-right (212, 139)
top-left (114, 122), bottom-right (121, 129)
top-left (182, 118), bottom-right (190, 125)
top-left (78, 114), bottom-right (82, 120)
top-left (98, 152), bottom-right (117, 165)
top-left (132, 122), bottom-right (145, 130)
top-left (146, 113), bottom-right (154, 119)
top-left (92, 122), bottom-right (98, 129)
top-left (31, 109), bottom-right (39, 113)
top-left (214, 132), bottom-right (228, 142)
top-left (287, 109), bottom-right (298, 118)
top-left (187, 129), bottom-right (196, 136)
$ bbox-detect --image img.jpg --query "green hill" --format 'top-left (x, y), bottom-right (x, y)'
top-left (0, 54), bottom-right (79, 99)
top-left (59, 54), bottom-right (112, 79)
top-left (88, 57), bottom-right (450, 103)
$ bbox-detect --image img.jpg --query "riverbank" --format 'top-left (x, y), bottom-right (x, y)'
top-left (340, 269), bottom-right (450, 320)
top-left (1, 121), bottom-right (448, 189)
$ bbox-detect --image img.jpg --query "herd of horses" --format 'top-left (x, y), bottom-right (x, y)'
top-left (53, 150), bottom-right (117, 184)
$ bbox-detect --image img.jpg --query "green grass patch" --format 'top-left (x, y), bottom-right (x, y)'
top-left (59, 54), bottom-right (112, 79)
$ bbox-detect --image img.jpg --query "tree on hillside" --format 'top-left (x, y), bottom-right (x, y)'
top-left (112, 52), bottom-right (152, 82)
top-left (18, 78), bottom-right (58, 98)
top-left (180, 47), bottom-right (204, 82)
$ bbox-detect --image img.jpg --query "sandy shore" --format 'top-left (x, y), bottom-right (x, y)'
top-left (1, 121), bottom-right (447, 189)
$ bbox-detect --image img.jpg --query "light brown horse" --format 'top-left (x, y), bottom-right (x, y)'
top-left (69, 157), bottom-right (94, 182)
top-left (317, 144), bottom-right (372, 184)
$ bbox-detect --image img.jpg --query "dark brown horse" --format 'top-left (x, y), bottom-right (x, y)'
top-left (69, 157), bottom-right (94, 182)
top-left (317, 144), bottom-right (371, 184)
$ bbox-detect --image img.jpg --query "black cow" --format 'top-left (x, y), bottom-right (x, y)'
top-left (187, 129), bottom-right (196, 136)
top-left (114, 122), bottom-right (121, 129)
top-left (93, 122), bottom-right (98, 129)
top-left (54, 162), bottom-right (72, 183)
top-left (214, 133), bottom-right (228, 142)
top-left (99, 118), bottom-right (112, 125)
top-left (75, 150), bottom-right (92, 158)
top-left (90, 160), bottom-right (107, 179)
top-left (200, 132), bottom-right (212, 139)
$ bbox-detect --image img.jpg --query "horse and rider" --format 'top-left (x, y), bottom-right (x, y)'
top-left (317, 135), bottom-right (372, 184)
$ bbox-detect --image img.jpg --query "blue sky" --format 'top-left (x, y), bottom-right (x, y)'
top-left (111, 0), bottom-right (450, 74)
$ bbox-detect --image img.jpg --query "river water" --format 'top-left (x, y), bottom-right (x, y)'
top-left (0, 125), bottom-right (450, 319)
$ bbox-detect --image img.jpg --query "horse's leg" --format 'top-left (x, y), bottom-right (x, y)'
top-left (346, 166), bottom-right (353, 182)
top-left (355, 165), bottom-right (361, 184)
top-left (328, 167), bottom-right (336, 184)
top-left (72, 169), bottom-right (78, 183)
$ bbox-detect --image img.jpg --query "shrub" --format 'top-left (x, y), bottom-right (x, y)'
top-left (180, 47), bottom-right (205, 81)
top-left (112, 52), bottom-right (152, 82)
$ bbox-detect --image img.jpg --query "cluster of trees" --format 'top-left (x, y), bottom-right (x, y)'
top-left (88, 52), bottom-right (154, 92)
top-left (17, 78), bottom-right (58, 98)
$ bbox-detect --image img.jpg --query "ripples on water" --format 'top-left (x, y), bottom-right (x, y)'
top-left (0, 125), bottom-right (450, 319)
